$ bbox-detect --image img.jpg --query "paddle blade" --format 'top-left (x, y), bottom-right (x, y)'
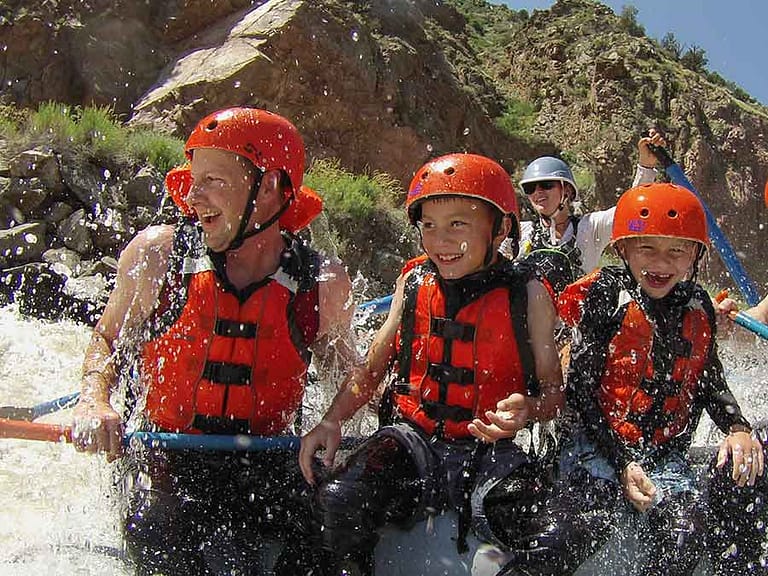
top-left (0, 418), bottom-right (72, 443)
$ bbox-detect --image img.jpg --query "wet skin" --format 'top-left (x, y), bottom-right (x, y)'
top-left (617, 236), bottom-right (699, 299)
top-left (186, 149), bottom-right (256, 253)
top-left (417, 197), bottom-right (498, 280)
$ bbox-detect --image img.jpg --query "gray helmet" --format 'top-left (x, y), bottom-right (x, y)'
top-left (520, 156), bottom-right (579, 201)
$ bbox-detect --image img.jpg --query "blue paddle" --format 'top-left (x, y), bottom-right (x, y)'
top-left (649, 144), bottom-right (761, 307)
top-left (0, 418), bottom-right (363, 451)
top-left (732, 311), bottom-right (768, 340)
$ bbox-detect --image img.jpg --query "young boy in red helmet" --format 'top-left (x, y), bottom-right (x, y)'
top-left (498, 182), bottom-right (764, 575)
top-left (298, 153), bottom-right (564, 573)
top-left (71, 107), bottom-right (357, 576)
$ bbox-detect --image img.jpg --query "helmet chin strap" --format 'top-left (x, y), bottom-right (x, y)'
top-left (216, 170), bottom-right (291, 253)
top-left (222, 171), bottom-right (262, 253)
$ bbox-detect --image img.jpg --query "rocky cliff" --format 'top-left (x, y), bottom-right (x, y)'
top-left (1, 0), bottom-right (767, 300)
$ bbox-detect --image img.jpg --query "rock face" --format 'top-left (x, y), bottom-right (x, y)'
top-left (494, 0), bottom-right (768, 289)
top-left (1, 0), bottom-right (768, 294)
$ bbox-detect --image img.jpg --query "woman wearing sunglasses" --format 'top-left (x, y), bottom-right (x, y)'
top-left (508, 130), bottom-right (666, 294)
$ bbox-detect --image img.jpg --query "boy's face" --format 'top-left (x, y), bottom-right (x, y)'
top-left (418, 197), bottom-right (503, 280)
top-left (618, 236), bottom-right (700, 299)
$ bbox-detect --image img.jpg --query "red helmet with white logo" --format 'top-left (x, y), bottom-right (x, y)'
top-left (164, 107), bottom-right (321, 233)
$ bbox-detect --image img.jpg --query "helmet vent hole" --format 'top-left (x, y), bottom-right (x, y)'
top-left (205, 120), bottom-right (219, 131)
top-left (639, 208), bottom-right (650, 218)
top-left (443, 167), bottom-right (456, 176)
top-left (420, 170), bottom-right (430, 180)
top-left (667, 209), bottom-right (679, 218)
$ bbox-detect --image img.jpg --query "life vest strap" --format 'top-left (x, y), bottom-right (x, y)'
top-left (623, 394), bottom-right (676, 442)
top-left (202, 361), bottom-right (252, 385)
top-left (421, 401), bottom-right (474, 423)
top-left (214, 318), bottom-right (258, 339)
top-left (426, 363), bottom-right (474, 386)
top-left (430, 317), bottom-right (475, 342)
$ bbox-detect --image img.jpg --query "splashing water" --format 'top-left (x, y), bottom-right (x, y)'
top-left (1, 304), bottom-right (766, 575)
top-left (0, 305), bottom-right (128, 575)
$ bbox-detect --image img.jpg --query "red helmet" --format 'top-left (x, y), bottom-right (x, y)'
top-left (164, 107), bottom-right (322, 233)
top-left (406, 153), bottom-right (519, 225)
top-left (611, 183), bottom-right (708, 248)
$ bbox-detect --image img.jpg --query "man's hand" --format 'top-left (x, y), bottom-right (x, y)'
top-left (299, 419), bottom-right (342, 485)
top-left (71, 399), bottom-right (123, 461)
top-left (468, 393), bottom-right (529, 443)
top-left (620, 461), bottom-right (657, 512)
top-left (717, 430), bottom-right (765, 487)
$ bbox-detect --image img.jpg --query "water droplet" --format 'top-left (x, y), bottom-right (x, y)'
top-left (351, 30), bottom-right (359, 42)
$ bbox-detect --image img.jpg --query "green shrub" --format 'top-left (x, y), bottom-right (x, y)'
top-left (305, 158), bottom-right (414, 293)
top-left (26, 101), bottom-right (78, 145)
top-left (127, 130), bottom-right (185, 174)
top-left (12, 102), bottom-right (185, 172)
top-left (75, 105), bottom-right (126, 160)
top-left (495, 97), bottom-right (537, 140)
top-left (618, 5), bottom-right (645, 37)
top-left (305, 158), bottom-right (402, 221)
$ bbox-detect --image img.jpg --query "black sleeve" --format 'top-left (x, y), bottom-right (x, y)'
top-left (699, 343), bottom-right (751, 434)
top-left (565, 269), bottom-right (639, 473)
top-left (567, 338), bottom-right (638, 473)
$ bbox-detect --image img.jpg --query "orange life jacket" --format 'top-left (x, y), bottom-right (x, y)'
top-left (391, 259), bottom-right (537, 440)
top-left (559, 268), bottom-right (714, 446)
top-left (141, 223), bottom-right (319, 435)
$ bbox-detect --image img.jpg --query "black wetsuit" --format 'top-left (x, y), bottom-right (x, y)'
top-left (499, 268), bottom-right (751, 576)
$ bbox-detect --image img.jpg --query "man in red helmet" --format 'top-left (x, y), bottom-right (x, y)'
top-left (298, 152), bottom-right (564, 573)
top-left (71, 108), bottom-right (356, 575)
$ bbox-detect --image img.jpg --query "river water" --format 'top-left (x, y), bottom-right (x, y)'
top-left (0, 303), bottom-right (766, 575)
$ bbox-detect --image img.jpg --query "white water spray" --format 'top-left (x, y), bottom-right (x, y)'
top-left (0, 304), bottom-right (766, 575)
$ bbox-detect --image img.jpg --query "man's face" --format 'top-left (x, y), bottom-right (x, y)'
top-left (187, 148), bottom-right (255, 252)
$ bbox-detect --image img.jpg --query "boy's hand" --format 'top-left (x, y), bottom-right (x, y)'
top-left (714, 290), bottom-right (738, 335)
top-left (299, 419), bottom-right (342, 485)
top-left (620, 461), bottom-right (657, 512)
top-left (717, 430), bottom-right (765, 487)
top-left (468, 393), bottom-right (529, 442)
top-left (638, 128), bottom-right (667, 168)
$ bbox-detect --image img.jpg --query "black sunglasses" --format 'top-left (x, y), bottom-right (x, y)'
top-left (523, 180), bottom-right (559, 195)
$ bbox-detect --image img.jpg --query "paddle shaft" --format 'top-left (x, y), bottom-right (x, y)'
top-left (0, 419), bottom-right (362, 452)
top-left (733, 311), bottom-right (768, 340)
top-left (649, 144), bottom-right (761, 307)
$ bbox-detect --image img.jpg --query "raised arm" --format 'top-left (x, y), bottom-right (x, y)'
top-left (72, 224), bottom-right (174, 458)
